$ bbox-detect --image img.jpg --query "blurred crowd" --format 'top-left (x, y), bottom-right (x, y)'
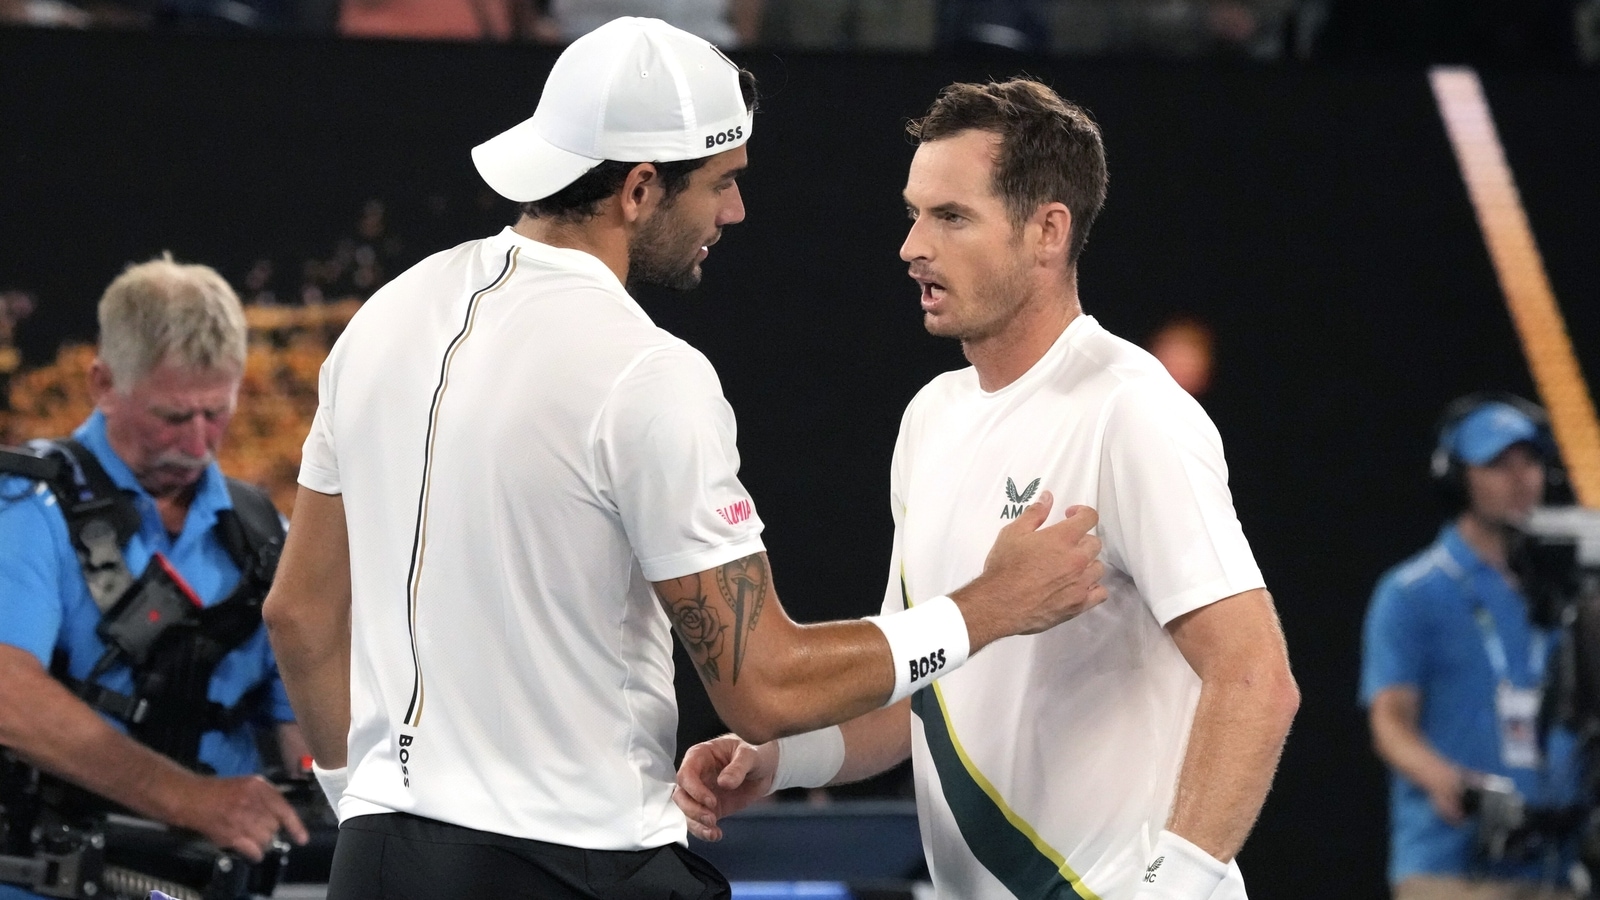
top-left (0, 0), bottom-right (1596, 63)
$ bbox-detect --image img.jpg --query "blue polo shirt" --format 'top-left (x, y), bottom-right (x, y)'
top-left (0, 411), bottom-right (294, 775)
top-left (1360, 524), bottom-right (1583, 884)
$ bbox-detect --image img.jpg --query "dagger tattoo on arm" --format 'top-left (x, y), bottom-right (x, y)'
top-left (716, 554), bottom-right (769, 684)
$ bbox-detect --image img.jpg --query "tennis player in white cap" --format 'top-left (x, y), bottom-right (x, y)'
top-left (263, 17), bottom-right (1108, 899)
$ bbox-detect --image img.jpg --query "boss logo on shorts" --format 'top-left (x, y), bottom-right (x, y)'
top-left (398, 732), bottom-right (417, 787)
top-left (705, 125), bottom-right (745, 149)
top-left (909, 648), bottom-right (948, 683)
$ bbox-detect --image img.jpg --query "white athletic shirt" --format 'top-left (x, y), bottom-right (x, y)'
top-left (883, 315), bottom-right (1262, 900)
top-left (299, 227), bottom-right (765, 850)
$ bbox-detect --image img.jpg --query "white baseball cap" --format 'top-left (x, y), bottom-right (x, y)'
top-left (473, 17), bottom-right (753, 203)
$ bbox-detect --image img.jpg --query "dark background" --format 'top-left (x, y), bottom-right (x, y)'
top-left (2, 29), bottom-right (1598, 898)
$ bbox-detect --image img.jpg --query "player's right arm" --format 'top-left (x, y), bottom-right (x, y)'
top-left (654, 495), bottom-right (1103, 745)
top-left (261, 486), bottom-right (352, 770)
top-left (608, 348), bottom-right (1104, 745)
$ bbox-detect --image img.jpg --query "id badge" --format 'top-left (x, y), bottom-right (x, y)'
top-left (1495, 682), bottom-right (1543, 769)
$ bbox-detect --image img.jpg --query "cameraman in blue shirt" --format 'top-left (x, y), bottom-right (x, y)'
top-left (1361, 393), bottom-right (1584, 899)
top-left (0, 257), bottom-right (309, 900)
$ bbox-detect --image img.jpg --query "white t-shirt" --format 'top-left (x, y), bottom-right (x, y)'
top-left (884, 315), bottom-right (1262, 900)
top-left (299, 227), bottom-right (765, 850)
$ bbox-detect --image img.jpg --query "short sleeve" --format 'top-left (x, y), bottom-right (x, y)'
top-left (0, 483), bottom-right (72, 665)
top-left (594, 346), bottom-right (765, 582)
top-left (1360, 573), bottom-right (1429, 706)
top-left (1096, 377), bottom-right (1265, 626)
top-left (879, 401), bottom-right (916, 617)
top-left (298, 356), bottom-right (341, 494)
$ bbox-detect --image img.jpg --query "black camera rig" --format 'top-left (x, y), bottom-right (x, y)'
top-left (0, 744), bottom-right (333, 900)
top-left (0, 441), bottom-right (310, 897)
top-left (1515, 508), bottom-right (1600, 719)
top-left (1472, 506), bottom-right (1600, 882)
top-left (0, 808), bottom-right (287, 900)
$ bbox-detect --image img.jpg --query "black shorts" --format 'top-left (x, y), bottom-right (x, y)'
top-left (325, 813), bottom-right (732, 900)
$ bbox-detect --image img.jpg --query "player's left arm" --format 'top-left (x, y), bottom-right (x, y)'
top-left (676, 698), bottom-right (912, 842)
top-left (1164, 586), bottom-right (1298, 861)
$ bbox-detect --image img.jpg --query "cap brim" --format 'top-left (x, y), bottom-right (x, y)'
top-left (472, 117), bottom-right (604, 203)
top-left (1455, 411), bottom-right (1541, 465)
top-left (1458, 434), bottom-right (1539, 466)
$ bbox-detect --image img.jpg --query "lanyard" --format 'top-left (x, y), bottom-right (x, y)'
top-left (1447, 546), bottom-right (1556, 784)
top-left (1442, 543), bottom-right (1546, 686)
top-left (1472, 605), bottom-right (1547, 687)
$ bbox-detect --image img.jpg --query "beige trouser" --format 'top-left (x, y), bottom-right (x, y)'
top-left (1394, 875), bottom-right (1578, 900)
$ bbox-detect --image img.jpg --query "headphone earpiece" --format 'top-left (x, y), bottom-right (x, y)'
top-left (1429, 445), bottom-right (1453, 483)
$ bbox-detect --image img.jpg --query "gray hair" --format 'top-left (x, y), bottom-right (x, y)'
top-left (97, 253), bottom-right (248, 391)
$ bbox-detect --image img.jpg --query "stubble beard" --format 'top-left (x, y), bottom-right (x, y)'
top-left (629, 201), bottom-right (705, 292)
top-left (926, 257), bottom-right (1034, 345)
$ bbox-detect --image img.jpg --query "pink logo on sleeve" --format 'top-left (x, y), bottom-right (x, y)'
top-left (716, 500), bottom-right (753, 525)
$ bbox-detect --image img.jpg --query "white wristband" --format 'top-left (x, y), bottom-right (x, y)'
top-left (1131, 830), bottom-right (1227, 900)
top-left (311, 763), bottom-right (348, 821)
top-left (767, 726), bottom-right (845, 794)
top-left (865, 595), bottom-right (971, 706)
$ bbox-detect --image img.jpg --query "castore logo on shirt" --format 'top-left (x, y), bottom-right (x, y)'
top-left (1000, 477), bottom-right (1041, 519)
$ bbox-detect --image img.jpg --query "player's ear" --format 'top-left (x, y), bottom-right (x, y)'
top-left (1033, 203), bottom-right (1073, 265)
top-left (620, 163), bottom-right (663, 225)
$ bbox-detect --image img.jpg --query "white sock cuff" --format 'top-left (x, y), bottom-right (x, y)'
top-left (767, 726), bottom-right (846, 794)
top-left (865, 595), bottom-right (971, 706)
top-left (1134, 830), bottom-right (1228, 900)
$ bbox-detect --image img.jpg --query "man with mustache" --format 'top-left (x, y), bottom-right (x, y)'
top-left (0, 256), bottom-right (310, 900)
top-left (676, 78), bottom-right (1300, 900)
top-left (262, 19), bottom-right (1107, 900)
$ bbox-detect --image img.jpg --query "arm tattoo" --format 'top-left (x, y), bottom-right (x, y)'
top-left (660, 573), bottom-right (729, 683)
top-left (660, 554), bottom-right (770, 685)
top-left (716, 553), bottom-right (769, 684)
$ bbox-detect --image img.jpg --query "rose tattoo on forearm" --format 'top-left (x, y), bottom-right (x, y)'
top-left (662, 574), bottom-right (730, 682)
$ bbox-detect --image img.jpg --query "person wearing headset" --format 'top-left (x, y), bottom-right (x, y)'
top-left (1360, 393), bottom-right (1584, 899)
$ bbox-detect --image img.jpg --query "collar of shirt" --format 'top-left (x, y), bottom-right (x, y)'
top-left (71, 409), bottom-right (234, 551)
top-left (1436, 520), bottom-right (1546, 673)
top-left (490, 226), bottom-right (652, 325)
top-left (973, 313), bottom-right (1095, 401)
top-left (1438, 521), bottom-right (1501, 584)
